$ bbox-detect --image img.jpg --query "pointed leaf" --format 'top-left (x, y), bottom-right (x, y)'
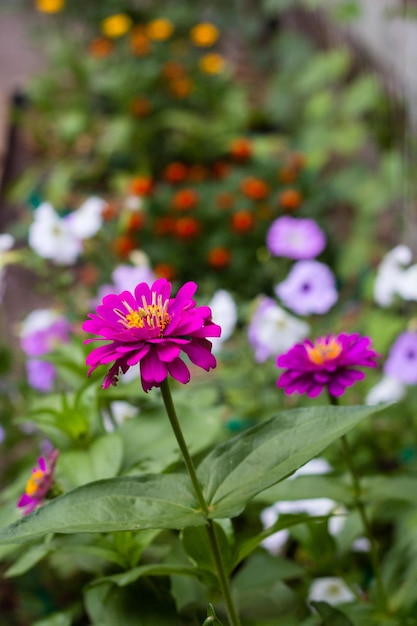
top-left (202, 604), bottom-right (224, 625)
top-left (0, 474), bottom-right (205, 544)
top-left (311, 601), bottom-right (354, 625)
top-left (198, 405), bottom-right (386, 518)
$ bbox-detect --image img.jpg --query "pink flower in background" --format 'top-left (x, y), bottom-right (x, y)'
top-left (274, 260), bottom-right (338, 315)
top-left (383, 331), bottom-right (417, 385)
top-left (83, 278), bottom-right (221, 391)
top-left (266, 216), bottom-right (326, 259)
top-left (17, 449), bottom-right (59, 515)
top-left (276, 333), bottom-right (378, 398)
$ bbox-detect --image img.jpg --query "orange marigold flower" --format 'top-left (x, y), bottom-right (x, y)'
top-left (190, 22), bottom-right (219, 47)
top-left (130, 96), bottom-right (152, 117)
top-left (35, 0), bottom-right (64, 12)
top-left (278, 188), bottom-right (303, 211)
top-left (230, 210), bottom-right (255, 234)
top-left (278, 165), bottom-right (298, 185)
top-left (163, 162), bottom-right (188, 183)
top-left (162, 61), bottom-right (185, 80)
top-left (211, 161), bottom-right (231, 179)
top-left (154, 262), bottom-right (176, 281)
top-left (101, 13), bottom-right (132, 38)
top-left (146, 18), bottom-right (174, 41)
top-left (88, 37), bottom-right (114, 58)
top-left (240, 177), bottom-right (270, 201)
top-left (208, 246), bottom-right (231, 269)
top-left (171, 188), bottom-right (199, 211)
top-left (229, 137), bottom-right (252, 161)
top-left (216, 192), bottom-right (235, 210)
top-left (126, 212), bottom-right (146, 231)
top-left (113, 235), bottom-right (136, 258)
top-left (199, 53), bottom-right (225, 74)
top-left (129, 176), bottom-right (154, 196)
top-left (187, 164), bottom-right (208, 182)
top-left (130, 26), bottom-right (151, 55)
top-left (174, 216), bottom-right (201, 240)
top-left (169, 76), bottom-right (193, 98)
top-left (154, 216), bottom-right (176, 236)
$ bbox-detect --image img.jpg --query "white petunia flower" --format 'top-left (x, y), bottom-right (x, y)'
top-left (374, 245), bottom-right (417, 306)
top-left (308, 577), bottom-right (356, 606)
top-left (248, 296), bottom-right (310, 362)
top-left (290, 458), bottom-right (333, 479)
top-left (28, 202), bottom-right (83, 265)
top-left (66, 196), bottom-right (105, 239)
top-left (102, 401), bottom-right (138, 432)
top-left (208, 290), bottom-right (237, 353)
top-left (365, 375), bottom-right (406, 405)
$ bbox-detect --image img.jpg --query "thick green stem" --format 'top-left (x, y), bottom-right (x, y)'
top-left (329, 394), bottom-right (388, 612)
top-left (160, 379), bottom-right (242, 626)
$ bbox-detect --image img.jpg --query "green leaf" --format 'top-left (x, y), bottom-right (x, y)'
top-left (181, 520), bottom-right (233, 586)
top-left (4, 540), bottom-right (54, 577)
top-left (202, 604), bottom-right (224, 625)
top-left (198, 405), bottom-right (386, 518)
top-left (90, 562), bottom-right (196, 588)
top-left (0, 474), bottom-right (205, 544)
top-left (58, 433), bottom-right (124, 489)
top-left (311, 601), bottom-right (354, 625)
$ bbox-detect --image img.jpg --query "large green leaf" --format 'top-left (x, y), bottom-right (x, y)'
top-left (198, 405), bottom-right (386, 518)
top-left (0, 474), bottom-right (205, 544)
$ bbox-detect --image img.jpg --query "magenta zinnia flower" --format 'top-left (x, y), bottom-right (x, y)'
top-left (276, 333), bottom-right (378, 398)
top-left (17, 449), bottom-right (59, 515)
top-left (82, 278), bottom-right (221, 392)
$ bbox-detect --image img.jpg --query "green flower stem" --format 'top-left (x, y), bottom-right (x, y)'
top-left (329, 394), bottom-right (388, 612)
top-left (160, 379), bottom-right (242, 626)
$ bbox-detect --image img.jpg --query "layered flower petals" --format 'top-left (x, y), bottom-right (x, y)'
top-left (276, 333), bottom-right (378, 398)
top-left (83, 278), bottom-right (221, 391)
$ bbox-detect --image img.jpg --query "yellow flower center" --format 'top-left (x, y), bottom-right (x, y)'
top-left (306, 337), bottom-right (342, 365)
top-left (25, 469), bottom-right (45, 497)
top-left (190, 23), bottom-right (219, 47)
top-left (115, 292), bottom-right (171, 334)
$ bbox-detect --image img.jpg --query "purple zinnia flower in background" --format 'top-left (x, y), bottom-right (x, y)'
top-left (17, 449), bottom-right (59, 515)
top-left (20, 309), bottom-right (72, 357)
top-left (274, 260), bottom-right (338, 315)
top-left (83, 278), bottom-right (221, 392)
top-left (26, 359), bottom-right (57, 393)
top-left (383, 331), bottom-right (417, 385)
top-left (248, 296), bottom-right (310, 362)
top-left (266, 216), bottom-right (326, 259)
top-left (276, 333), bottom-right (379, 398)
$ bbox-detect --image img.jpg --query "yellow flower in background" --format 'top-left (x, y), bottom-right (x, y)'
top-left (146, 18), bottom-right (174, 41)
top-left (35, 0), bottom-right (65, 13)
top-left (101, 13), bottom-right (132, 38)
top-left (199, 53), bottom-right (225, 74)
top-left (190, 22), bottom-right (219, 47)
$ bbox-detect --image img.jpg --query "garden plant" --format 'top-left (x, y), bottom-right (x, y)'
top-left (0, 1), bottom-right (417, 625)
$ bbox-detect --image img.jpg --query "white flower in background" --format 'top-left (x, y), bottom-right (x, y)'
top-left (65, 196), bottom-right (105, 239)
top-left (308, 577), bottom-right (355, 606)
top-left (290, 457), bottom-right (333, 479)
top-left (28, 198), bottom-right (105, 265)
top-left (208, 290), bottom-right (237, 353)
top-left (366, 375), bottom-right (406, 405)
top-left (102, 401), bottom-right (138, 432)
top-left (29, 203), bottom-right (83, 265)
top-left (248, 296), bottom-right (310, 362)
top-left (374, 245), bottom-right (417, 307)
top-left (352, 537), bottom-right (371, 552)
top-left (260, 497), bottom-right (337, 555)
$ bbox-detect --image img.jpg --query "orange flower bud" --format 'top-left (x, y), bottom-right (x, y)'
top-left (230, 210), bottom-right (255, 234)
top-left (208, 246), bottom-right (231, 269)
top-left (163, 162), bottom-right (188, 183)
top-left (129, 176), bottom-right (154, 196)
top-left (174, 217), bottom-right (201, 239)
top-left (229, 137), bottom-right (252, 162)
top-left (278, 188), bottom-right (303, 211)
top-left (240, 177), bottom-right (270, 201)
top-left (171, 188), bottom-right (199, 211)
